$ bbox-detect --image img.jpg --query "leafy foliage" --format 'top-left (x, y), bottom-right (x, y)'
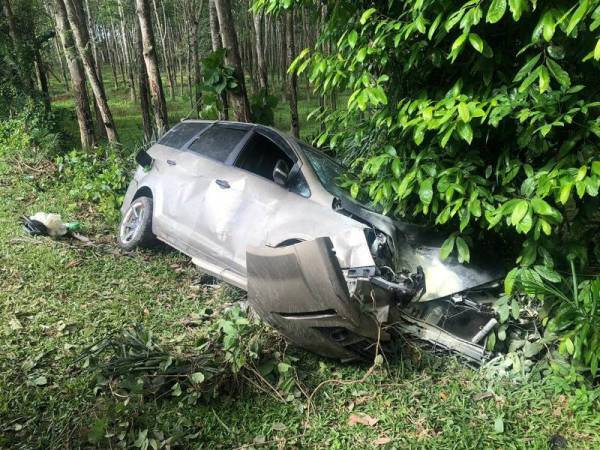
top-left (85, 306), bottom-right (299, 405)
top-left (257, 0), bottom-right (600, 376)
top-left (55, 147), bottom-right (130, 222)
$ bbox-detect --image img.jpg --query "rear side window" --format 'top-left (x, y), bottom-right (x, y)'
top-left (159, 122), bottom-right (209, 149)
top-left (188, 126), bottom-right (248, 162)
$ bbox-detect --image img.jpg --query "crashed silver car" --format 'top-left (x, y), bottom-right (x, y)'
top-left (118, 120), bottom-right (503, 362)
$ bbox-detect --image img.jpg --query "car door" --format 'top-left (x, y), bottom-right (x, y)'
top-left (146, 122), bottom-right (210, 239)
top-left (198, 129), bottom-right (304, 276)
top-left (173, 124), bottom-right (252, 262)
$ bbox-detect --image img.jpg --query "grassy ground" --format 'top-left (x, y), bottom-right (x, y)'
top-left (1, 77), bottom-right (600, 449)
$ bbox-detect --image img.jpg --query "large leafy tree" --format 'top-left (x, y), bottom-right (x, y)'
top-left (257, 0), bottom-right (600, 374)
top-left (258, 0), bottom-right (600, 270)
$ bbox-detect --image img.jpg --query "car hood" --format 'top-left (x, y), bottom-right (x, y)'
top-left (338, 197), bottom-right (505, 301)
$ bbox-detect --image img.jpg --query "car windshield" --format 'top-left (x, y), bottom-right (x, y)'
top-left (298, 141), bottom-right (382, 213)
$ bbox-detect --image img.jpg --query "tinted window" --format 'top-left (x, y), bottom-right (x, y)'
top-left (188, 126), bottom-right (248, 162)
top-left (159, 122), bottom-right (209, 149)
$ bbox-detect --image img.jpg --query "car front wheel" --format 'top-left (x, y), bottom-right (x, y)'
top-left (117, 196), bottom-right (157, 250)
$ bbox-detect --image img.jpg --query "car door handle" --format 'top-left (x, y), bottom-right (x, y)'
top-left (215, 179), bottom-right (230, 189)
top-left (167, 159), bottom-right (176, 166)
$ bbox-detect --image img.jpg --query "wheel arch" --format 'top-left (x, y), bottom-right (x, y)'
top-left (133, 186), bottom-right (153, 200)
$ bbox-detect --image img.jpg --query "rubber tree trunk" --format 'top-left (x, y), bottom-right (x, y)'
top-left (64, 0), bottom-right (119, 144)
top-left (118, 0), bottom-right (136, 102)
top-left (53, 0), bottom-right (95, 149)
top-left (134, 16), bottom-right (154, 141)
top-left (191, 0), bottom-right (204, 117)
top-left (286, 9), bottom-right (299, 137)
top-left (213, 0), bottom-right (252, 122)
top-left (136, 0), bottom-right (169, 136)
top-left (208, 0), bottom-right (228, 120)
top-left (253, 10), bottom-right (268, 96)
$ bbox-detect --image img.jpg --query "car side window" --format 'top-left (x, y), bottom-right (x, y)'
top-left (158, 122), bottom-right (209, 149)
top-left (187, 125), bottom-right (248, 162)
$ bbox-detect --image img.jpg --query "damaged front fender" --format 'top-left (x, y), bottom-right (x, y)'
top-left (247, 238), bottom-right (499, 363)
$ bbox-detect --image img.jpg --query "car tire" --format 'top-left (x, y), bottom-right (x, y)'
top-left (117, 196), bottom-right (157, 250)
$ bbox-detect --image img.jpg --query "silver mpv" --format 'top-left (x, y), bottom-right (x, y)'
top-left (118, 120), bottom-right (503, 361)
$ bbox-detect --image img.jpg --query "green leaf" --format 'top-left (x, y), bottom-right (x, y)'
top-left (504, 268), bottom-right (519, 294)
top-left (350, 183), bottom-right (359, 199)
top-left (559, 182), bottom-right (573, 204)
top-left (458, 102), bottom-right (471, 122)
top-left (419, 178), bottom-right (434, 205)
top-left (508, 0), bottom-right (525, 20)
top-left (518, 66), bottom-right (542, 92)
top-left (190, 372), bottom-right (205, 384)
top-left (457, 121), bottom-right (473, 144)
top-left (428, 13), bottom-right (443, 40)
top-left (539, 66), bottom-right (550, 92)
top-left (546, 58), bottom-right (571, 87)
top-left (533, 265), bottom-right (561, 282)
top-left (33, 375), bottom-right (47, 386)
top-left (530, 197), bottom-right (554, 216)
top-left (513, 54), bottom-right (541, 82)
top-left (511, 200), bottom-right (529, 225)
top-left (468, 33), bottom-right (484, 53)
top-left (595, 39), bottom-right (600, 60)
top-left (564, 337), bottom-right (575, 355)
top-left (360, 8), bottom-right (377, 25)
top-left (456, 236), bottom-right (470, 263)
top-left (486, 0), bottom-right (507, 24)
top-left (541, 11), bottom-right (556, 42)
top-left (347, 30), bottom-right (358, 49)
top-left (440, 235), bottom-right (455, 260)
top-left (511, 298), bottom-right (520, 320)
top-left (566, 0), bottom-right (589, 35)
top-left (592, 161), bottom-right (600, 175)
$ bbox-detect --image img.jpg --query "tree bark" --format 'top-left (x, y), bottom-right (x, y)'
top-left (134, 16), bottom-right (153, 141)
top-left (118, 0), bottom-right (136, 101)
top-left (64, 0), bottom-right (119, 144)
top-left (252, 10), bottom-right (268, 96)
top-left (285, 9), bottom-right (299, 138)
top-left (136, 0), bottom-right (169, 135)
top-left (191, 0), bottom-right (204, 117)
top-left (213, 0), bottom-right (252, 122)
top-left (53, 0), bottom-right (95, 149)
top-left (208, 0), bottom-right (228, 120)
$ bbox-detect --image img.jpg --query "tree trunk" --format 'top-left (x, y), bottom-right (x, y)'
top-left (64, 0), bottom-right (119, 144)
top-left (252, 10), bottom-right (268, 96)
top-left (53, 0), bottom-right (95, 149)
top-left (80, 0), bottom-right (107, 139)
top-left (191, 0), bottom-right (204, 117)
top-left (136, 0), bottom-right (169, 135)
top-left (213, 0), bottom-right (252, 122)
top-left (208, 0), bottom-right (228, 120)
top-left (285, 9), bottom-right (299, 138)
top-left (118, 0), bottom-right (136, 101)
top-left (33, 47), bottom-right (51, 114)
top-left (134, 16), bottom-right (153, 141)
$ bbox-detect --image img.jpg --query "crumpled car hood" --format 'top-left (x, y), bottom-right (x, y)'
top-left (338, 197), bottom-right (505, 300)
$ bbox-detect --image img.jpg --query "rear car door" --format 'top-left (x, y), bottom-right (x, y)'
top-left (146, 122), bottom-right (210, 239)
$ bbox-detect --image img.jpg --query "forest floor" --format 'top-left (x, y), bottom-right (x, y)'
top-left (1, 80), bottom-right (600, 449)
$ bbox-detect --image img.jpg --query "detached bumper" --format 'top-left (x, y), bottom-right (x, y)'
top-left (247, 237), bottom-right (499, 362)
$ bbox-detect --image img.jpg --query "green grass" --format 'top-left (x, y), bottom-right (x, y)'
top-left (1, 74), bottom-right (600, 448)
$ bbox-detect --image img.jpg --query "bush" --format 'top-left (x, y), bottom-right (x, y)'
top-left (55, 147), bottom-right (131, 222)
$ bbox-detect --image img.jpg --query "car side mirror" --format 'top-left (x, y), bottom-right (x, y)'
top-left (273, 159), bottom-right (290, 187)
top-left (136, 149), bottom-right (153, 168)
